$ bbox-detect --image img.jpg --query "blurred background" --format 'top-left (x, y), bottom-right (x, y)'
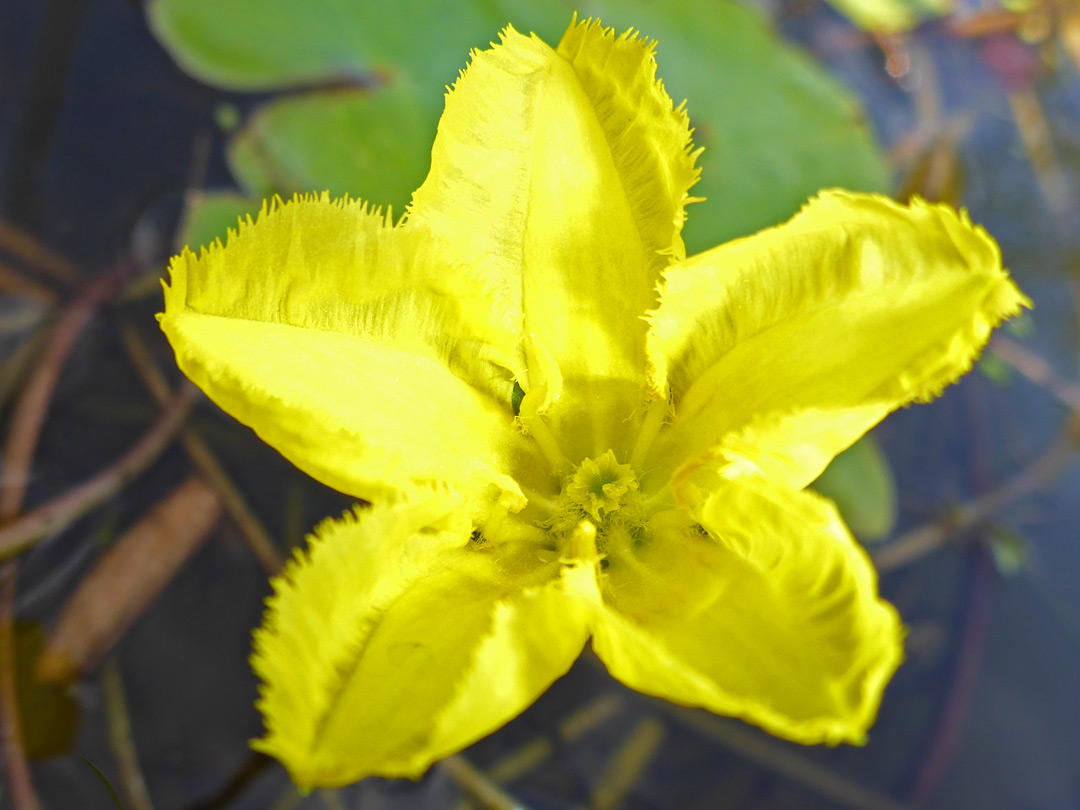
top-left (1, 0), bottom-right (1079, 808)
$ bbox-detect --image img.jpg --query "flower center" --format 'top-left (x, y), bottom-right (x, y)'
top-left (565, 451), bottom-right (637, 521)
top-left (550, 450), bottom-right (649, 558)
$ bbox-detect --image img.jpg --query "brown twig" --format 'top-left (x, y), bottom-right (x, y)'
top-left (1060, 0), bottom-right (1080, 76)
top-left (948, 8), bottom-right (1027, 38)
top-left (1008, 87), bottom-right (1071, 225)
top-left (584, 717), bottom-right (665, 810)
top-left (0, 265), bottom-right (120, 810)
top-left (0, 565), bottom-right (37, 810)
top-left (497, 694), bottom-right (621, 783)
top-left (895, 116), bottom-right (972, 208)
top-left (872, 31), bottom-right (912, 81)
top-left (910, 542), bottom-right (995, 803)
top-left (176, 753), bottom-right (273, 810)
top-left (0, 385), bottom-right (197, 561)
top-left (453, 695), bottom-right (624, 810)
top-left (667, 706), bottom-right (913, 810)
top-left (0, 262), bottom-right (57, 304)
top-left (119, 326), bottom-right (284, 574)
top-left (0, 319), bottom-right (52, 413)
top-left (0, 221), bottom-right (80, 286)
top-left (990, 336), bottom-right (1080, 414)
top-left (441, 755), bottom-right (535, 810)
top-left (0, 306), bottom-right (48, 337)
top-left (37, 476), bottom-right (222, 682)
top-left (102, 658), bottom-right (155, 810)
top-left (1, 269), bottom-right (122, 518)
top-left (266, 787), bottom-right (303, 810)
top-left (904, 365), bottom-right (1000, 803)
top-left (872, 418), bottom-right (1079, 573)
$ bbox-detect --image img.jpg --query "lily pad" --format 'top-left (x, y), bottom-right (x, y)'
top-left (577, 0), bottom-right (891, 247)
top-left (175, 190), bottom-right (262, 254)
top-left (147, 0), bottom-right (557, 94)
top-left (811, 434), bottom-right (898, 543)
top-left (149, 0), bottom-right (888, 243)
top-left (228, 85), bottom-right (431, 210)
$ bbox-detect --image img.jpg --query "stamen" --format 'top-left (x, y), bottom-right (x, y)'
top-left (643, 484), bottom-right (675, 512)
top-left (566, 519), bottom-right (598, 563)
top-left (480, 492), bottom-right (515, 539)
top-left (519, 487), bottom-right (560, 519)
top-left (629, 397), bottom-right (669, 469)
top-left (526, 414), bottom-right (571, 475)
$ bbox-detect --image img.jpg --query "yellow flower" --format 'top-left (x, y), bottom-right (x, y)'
top-left (159, 17), bottom-right (1027, 789)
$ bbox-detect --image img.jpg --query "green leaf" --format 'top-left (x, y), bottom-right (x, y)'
top-left (147, 0), bottom-right (553, 94)
top-left (577, 0), bottom-right (891, 247)
top-left (146, 0), bottom-right (376, 91)
top-left (149, 0), bottom-right (887, 241)
top-left (228, 85), bottom-right (432, 211)
top-left (176, 190), bottom-right (262, 254)
top-left (811, 435), bottom-right (898, 543)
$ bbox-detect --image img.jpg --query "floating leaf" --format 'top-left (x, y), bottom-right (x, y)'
top-left (146, 0), bottom-right (551, 93)
top-left (582, 0), bottom-right (891, 246)
top-left (149, 0), bottom-right (889, 243)
top-left (811, 434), bottom-right (898, 543)
top-left (176, 190), bottom-right (262, 254)
top-left (228, 85), bottom-right (431, 210)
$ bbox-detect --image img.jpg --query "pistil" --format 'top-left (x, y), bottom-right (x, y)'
top-left (550, 450), bottom-right (652, 561)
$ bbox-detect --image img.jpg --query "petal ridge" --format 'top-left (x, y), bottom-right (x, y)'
top-left (593, 475), bottom-right (903, 745)
top-left (557, 16), bottom-right (703, 272)
top-left (252, 488), bottom-right (588, 787)
top-left (160, 191), bottom-right (537, 506)
top-left (645, 190), bottom-right (1029, 486)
